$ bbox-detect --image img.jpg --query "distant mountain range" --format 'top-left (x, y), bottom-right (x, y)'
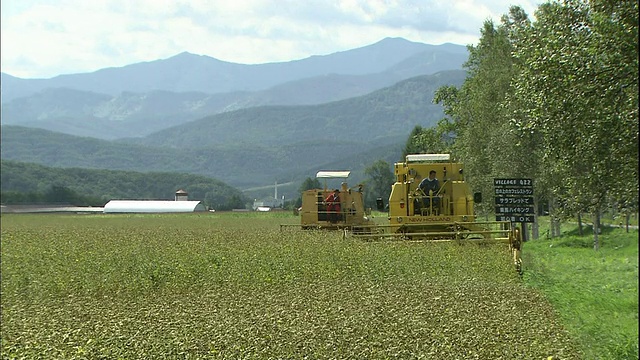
top-left (0, 37), bottom-right (469, 200)
top-left (2, 38), bottom-right (467, 99)
top-left (1, 38), bottom-right (468, 139)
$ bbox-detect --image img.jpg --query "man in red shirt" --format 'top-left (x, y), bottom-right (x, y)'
top-left (324, 189), bottom-right (341, 223)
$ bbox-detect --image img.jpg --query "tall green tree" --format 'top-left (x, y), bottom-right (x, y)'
top-left (364, 160), bottom-right (394, 208)
top-left (508, 0), bottom-right (639, 249)
top-left (294, 177), bottom-right (322, 207)
top-left (298, 177), bottom-right (322, 193)
top-left (402, 126), bottom-right (426, 157)
top-left (402, 121), bottom-right (456, 158)
top-left (434, 6), bottom-right (535, 216)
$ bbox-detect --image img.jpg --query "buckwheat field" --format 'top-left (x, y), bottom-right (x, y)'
top-left (1, 213), bottom-right (580, 359)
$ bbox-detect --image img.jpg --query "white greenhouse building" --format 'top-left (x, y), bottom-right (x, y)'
top-left (103, 200), bottom-right (207, 213)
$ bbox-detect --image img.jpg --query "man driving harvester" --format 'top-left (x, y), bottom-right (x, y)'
top-left (418, 170), bottom-right (440, 213)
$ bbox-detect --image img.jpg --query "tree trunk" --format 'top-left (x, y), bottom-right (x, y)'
top-left (593, 210), bottom-right (601, 251)
top-left (625, 212), bottom-right (630, 233)
top-left (549, 199), bottom-right (558, 238)
top-left (577, 212), bottom-right (583, 236)
top-left (532, 196), bottom-right (540, 240)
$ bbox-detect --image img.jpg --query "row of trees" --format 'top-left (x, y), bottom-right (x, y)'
top-left (1, 186), bottom-right (106, 207)
top-left (0, 160), bottom-right (248, 211)
top-left (404, 0), bottom-right (637, 248)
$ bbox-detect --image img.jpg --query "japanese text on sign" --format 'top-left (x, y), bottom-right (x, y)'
top-left (495, 206), bottom-right (535, 214)
top-left (495, 197), bottom-right (534, 205)
top-left (494, 178), bottom-right (536, 223)
top-left (495, 188), bottom-right (534, 195)
top-left (496, 215), bottom-right (535, 223)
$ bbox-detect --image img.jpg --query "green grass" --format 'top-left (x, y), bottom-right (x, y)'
top-left (522, 221), bottom-right (639, 360)
top-left (600, 211), bottom-right (639, 227)
top-left (2, 213), bottom-right (583, 359)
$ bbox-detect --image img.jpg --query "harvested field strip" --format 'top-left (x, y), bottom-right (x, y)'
top-left (1, 214), bottom-right (580, 359)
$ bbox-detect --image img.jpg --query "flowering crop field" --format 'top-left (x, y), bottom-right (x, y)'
top-left (1, 213), bottom-right (580, 359)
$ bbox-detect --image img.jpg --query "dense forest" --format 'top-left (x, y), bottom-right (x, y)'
top-left (0, 160), bottom-right (247, 210)
top-left (404, 0), bottom-right (638, 247)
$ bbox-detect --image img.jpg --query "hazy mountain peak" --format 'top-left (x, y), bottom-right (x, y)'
top-left (375, 37), bottom-right (421, 44)
top-left (1, 37), bottom-right (467, 103)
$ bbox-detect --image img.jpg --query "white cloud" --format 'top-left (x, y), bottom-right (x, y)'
top-left (0, 0), bottom-right (541, 79)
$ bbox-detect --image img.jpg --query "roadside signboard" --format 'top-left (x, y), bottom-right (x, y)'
top-left (494, 178), bottom-right (535, 223)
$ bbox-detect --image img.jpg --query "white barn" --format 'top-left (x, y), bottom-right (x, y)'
top-left (103, 200), bottom-right (206, 213)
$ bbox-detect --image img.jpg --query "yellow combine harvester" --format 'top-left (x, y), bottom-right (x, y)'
top-left (388, 153), bottom-right (489, 235)
top-left (299, 171), bottom-right (371, 231)
top-left (294, 155), bottom-right (523, 272)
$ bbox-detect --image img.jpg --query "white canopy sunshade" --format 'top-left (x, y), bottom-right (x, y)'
top-left (316, 171), bottom-right (351, 178)
top-left (406, 154), bottom-right (451, 162)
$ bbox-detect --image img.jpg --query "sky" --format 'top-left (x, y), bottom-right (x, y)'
top-left (1, 0), bottom-right (541, 79)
